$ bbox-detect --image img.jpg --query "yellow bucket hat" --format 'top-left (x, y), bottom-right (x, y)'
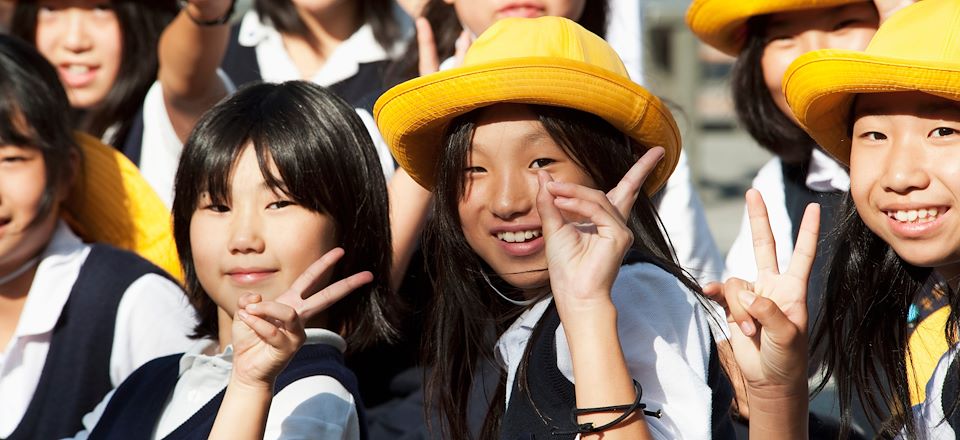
top-left (374, 16), bottom-right (680, 196)
top-left (686, 0), bottom-right (866, 56)
top-left (63, 133), bottom-right (182, 280)
top-left (783, 0), bottom-right (960, 165)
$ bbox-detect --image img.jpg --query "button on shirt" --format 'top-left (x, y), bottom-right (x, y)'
top-left (0, 221), bottom-right (195, 438)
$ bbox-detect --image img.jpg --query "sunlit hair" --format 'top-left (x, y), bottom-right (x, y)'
top-left (171, 81), bottom-right (397, 350)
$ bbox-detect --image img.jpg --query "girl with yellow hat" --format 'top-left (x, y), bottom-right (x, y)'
top-left (719, 0), bottom-right (960, 437)
top-left (377, 16), bottom-right (735, 439)
top-left (0, 35), bottom-right (196, 440)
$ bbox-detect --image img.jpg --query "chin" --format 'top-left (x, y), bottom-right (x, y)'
top-left (497, 270), bottom-right (550, 292)
top-left (891, 246), bottom-right (955, 269)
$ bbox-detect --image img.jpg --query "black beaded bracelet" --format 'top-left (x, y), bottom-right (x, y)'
top-left (178, 0), bottom-right (235, 26)
top-left (553, 380), bottom-right (662, 436)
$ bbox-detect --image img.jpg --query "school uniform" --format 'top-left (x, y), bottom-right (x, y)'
top-left (71, 329), bottom-right (364, 440)
top-left (219, 10), bottom-right (396, 181)
top-left (904, 345), bottom-right (960, 438)
top-left (496, 261), bottom-right (735, 439)
top-left (0, 221), bottom-right (196, 440)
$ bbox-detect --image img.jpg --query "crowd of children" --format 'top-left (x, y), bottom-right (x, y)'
top-left (4, 0), bottom-right (960, 438)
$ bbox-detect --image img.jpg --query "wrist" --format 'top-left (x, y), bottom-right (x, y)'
top-left (228, 372), bottom-right (275, 394)
top-left (179, 0), bottom-right (234, 25)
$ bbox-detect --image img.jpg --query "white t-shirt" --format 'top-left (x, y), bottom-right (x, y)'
top-left (0, 221), bottom-right (196, 438)
top-left (496, 262), bottom-right (721, 439)
top-left (71, 329), bottom-right (359, 440)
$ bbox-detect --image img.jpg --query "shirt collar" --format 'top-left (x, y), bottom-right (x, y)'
top-left (177, 328), bottom-right (346, 375)
top-left (806, 148), bottom-right (850, 192)
top-left (494, 296), bottom-right (553, 367)
top-left (238, 10), bottom-right (393, 63)
top-left (16, 221), bottom-right (89, 337)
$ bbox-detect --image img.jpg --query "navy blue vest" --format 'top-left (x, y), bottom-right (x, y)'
top-left (5, 245), bottom-right (169, 440)
top-left (221, 24), bottom-right (388, 114)
top-left (88, 343), bottom-right (368, 440)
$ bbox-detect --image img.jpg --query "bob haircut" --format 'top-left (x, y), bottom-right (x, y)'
top-left (254, 0), bottom-right (400, 51)
top-left (171, 81), bottom-right (397, 351)
top-left (0, 34), bottom-right (80, 226)
top-left (422, 104), bottom-right (707, 438)
top-left (386, 0), bottom-right (609, 85)
top-left (730, 15), bottom-right (817, 164)
top-left (12, 0), bottom-right (178, 147)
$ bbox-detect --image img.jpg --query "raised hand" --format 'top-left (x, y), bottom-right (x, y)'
top-left (873, 0), bottom-right (917, 23)
top-left (718, 189), bottom-right (818, 439)
top-left (536, 147), bottom-right (664, 311)
top-left (416, 17), bottom-right (472, 76)
top-left (229, 247), bottom-right (373, 389)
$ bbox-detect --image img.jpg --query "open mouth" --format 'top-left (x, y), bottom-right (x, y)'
top-left (496, 229), bottom-right (542, 243)
top-left (884, 207), bottom-right (948, 224)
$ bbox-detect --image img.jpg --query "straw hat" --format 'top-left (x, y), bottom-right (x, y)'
top-left (374, 16), bottom-right (680, 196)
top-left (63, 133), bottom-right (182, 280)
top-left (783, 0), bottom-right (960, 165)
top-left (686, 0), bottom-right (865, 56)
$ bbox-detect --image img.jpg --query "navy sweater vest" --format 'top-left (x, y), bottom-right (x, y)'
top-left (221, 24), bottom-right (387, 114)
top-left (5, 245), bottom-right (169, 440)
top-left (500, 294), bottom-right (736, 439)
top-left (88, 343), bottom-right (368, 440)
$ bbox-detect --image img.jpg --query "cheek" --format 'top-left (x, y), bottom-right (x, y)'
top-left (188, 215), bottom-right (220, 278)
top-left (453, 1), bottom-right (494, 34)
top-left (98, 23), bottom-right (123, 85)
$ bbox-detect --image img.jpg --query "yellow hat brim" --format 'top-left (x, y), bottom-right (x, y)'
top-left (64, 132), bottom-right (182, 280)
top-left (686, 0), bottom-right (865, 56)
top-left (375, 57), bottom-right (681, 196)
top-left (784, 49), bottom-right (960, 164)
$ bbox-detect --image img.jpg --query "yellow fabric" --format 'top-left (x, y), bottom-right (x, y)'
top-left (374, 16), bottom-right (680, 196)
top-left (685, 0), bottom-right (864, 56)
top-left (907, 306), bottom-right (952, 405)
top-left (63, 132), bottom-right (182, 281)
top-left (783, 0), bottom-right (960, 164)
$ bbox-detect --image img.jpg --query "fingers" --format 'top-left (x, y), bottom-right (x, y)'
top-left (874, 0), bottom-right (916, 23)
top-left (737, 290), bottom-right (805, 342)
top-left (452, 30), bottom-right (472, 68)
top-left (724, 277), bottom-right (757, 336)
top-left (237, 304), bottom-right (305, 348)
top-left (745, 189), bottom-right (780, 275)
top-left (536, 171), bottom-right (565, 237)
top-left (276, 247), bottom-right (346, 309)
top-left (245, 301), bottom-right (300, 334)
top-left (606, 146), bottom-right (664, 219)
top-left (416, 17), bottom-right (440, 76)
top-left (238, 292), bottom-right (261, 309)
top-left (298, 271), bottom-right (374, 320)
top-left (703, 282), bottom-right (727, 309)
top-left (785, 203), bottom-right (820, 285)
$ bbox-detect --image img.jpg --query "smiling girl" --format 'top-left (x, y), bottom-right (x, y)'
top-left (377, 17), bottom-right (733, 439)
top-left (715, 0), bottom-right (960, 437)
top-left (70, 81), bottom-right (397, 439)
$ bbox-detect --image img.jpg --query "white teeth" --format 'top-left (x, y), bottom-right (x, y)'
top-left (887, 208), bottom-right (945, 224)
top-left (496, 230), bottom-right (542, 243)
top-left (66, 65), bottom-right (90, 74)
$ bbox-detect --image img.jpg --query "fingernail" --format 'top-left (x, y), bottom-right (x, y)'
top-left (738, 290), bottom-right (756, 308)
top-left (739, 320), bottom-right (755, 336)
top-left (237, 310), bottom-right (250, 320)
top-left (247, 303), bottom-right (259, 311)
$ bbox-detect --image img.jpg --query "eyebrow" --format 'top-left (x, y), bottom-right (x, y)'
top-left (854, 101), bottom-right (960, 120)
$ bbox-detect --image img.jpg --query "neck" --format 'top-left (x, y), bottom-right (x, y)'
top-left (279, 3), bottom-right (362, 78)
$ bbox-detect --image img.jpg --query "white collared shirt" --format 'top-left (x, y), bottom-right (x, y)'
top-left (724, 150), bottom-right (850, 282)
top-left (0, 221), bottom-right (195, 438)
top-left (495, 262), bottom-right (718, 439)
top-left (71, 329), bottom-right (358, 440)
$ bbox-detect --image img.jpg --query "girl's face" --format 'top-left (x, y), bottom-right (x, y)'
top-left (34, 0), bottom-right (122, 110)
top-left (850, 92), bottom-right (960, 278)
top-left (0, 145), bottom-right (61, 278)
top-left (190, 144), bottom-right (337, 318)
top-left (761, 3), bottom-right (878, 121)
top-left (457, 104), bottom-right (596, 292)
top-left (444, 0), bottom-right (586, 36)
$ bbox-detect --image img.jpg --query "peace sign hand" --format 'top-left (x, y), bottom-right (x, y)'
top-left (537, 147), bottom-right (664, 315)
top-left (229, 248), bottom-right (373, 389)
top-left (720, 190), bottom-right (818, 400)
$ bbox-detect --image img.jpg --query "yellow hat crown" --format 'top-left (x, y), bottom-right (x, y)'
top-left (864, 0), bottom-right (960, 63)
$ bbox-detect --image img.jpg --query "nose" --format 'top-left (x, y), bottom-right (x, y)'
top-left (881, 135), bottom-right (930, 195)
top-left (795, 29), bottom-right (830, 54)
top-left (228, 206), bottom-right (265, 254)
top-left (62, 10), bottom-right (93, 53)
top-left (488, 169), bottom-right (534, 220)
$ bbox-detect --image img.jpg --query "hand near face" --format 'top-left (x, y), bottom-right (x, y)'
top-left (536, 146), bottom-right (663, 314)
top-left (229, 247), bottom-right (373, 389)
top-left (873, 0), bottom-right (917, 23)
top-left (716, 190), bottom-right (817, 405)
top-left (416, 17), bottom-right (472, 76)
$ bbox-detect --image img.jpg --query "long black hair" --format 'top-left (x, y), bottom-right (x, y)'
top-left (386, 0), bottom-right (609, 85)
top-left (422, 104), bottom-right (707, 438)
top-left (254, 0), bottom-right (400, 51)
top-left (0, 34), bottom-right (80, 225)
top-left (171, 81), bottom-right (397, 351)
top-left (731, 16), bottom-right (818, 164)
top-left (11, 0), bottom-right (178, 148)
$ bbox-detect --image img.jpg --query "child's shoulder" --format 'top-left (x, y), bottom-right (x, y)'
top-left (80, 243), bottom-right (172, 280)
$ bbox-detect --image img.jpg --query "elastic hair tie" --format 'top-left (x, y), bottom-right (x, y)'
top-left (553, 379), bottom-right (661, 436)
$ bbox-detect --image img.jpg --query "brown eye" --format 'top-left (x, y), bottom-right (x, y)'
top-left (931, 127), bottom-right (958, 138)
top-left (530, 158), bottom-right (555, 169)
